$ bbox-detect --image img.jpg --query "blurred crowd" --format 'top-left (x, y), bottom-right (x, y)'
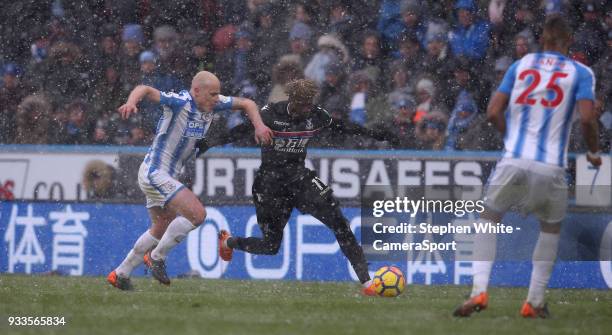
top-left (0, 0), bottom-right (610, 152)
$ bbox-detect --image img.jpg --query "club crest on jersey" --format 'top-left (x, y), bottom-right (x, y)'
top-left (201, 112), bottom-right (213, 123)
top-left (305, 119), bottom-right (313, 130)
top-left (184, 120), bottom-right (206, 138)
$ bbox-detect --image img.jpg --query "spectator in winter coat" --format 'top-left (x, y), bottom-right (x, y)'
top-left (448, 0), bottom-right (491, 61)
top-left (415, 109), bottom-right (448, 150)
top-left (14, 94), bottom-right (52, 144)
top-left (304, 34), bottom-right (350, 86)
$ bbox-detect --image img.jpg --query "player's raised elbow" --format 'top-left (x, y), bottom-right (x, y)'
top-left (133, 84), bottom-right (154, 93)
top-left (234, 97), bottom-right (257, 112)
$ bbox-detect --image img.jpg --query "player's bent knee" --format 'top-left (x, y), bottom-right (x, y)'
top-left (263, 247), bottom-right (281, 255)
top-left (191, 208), bottom-right (207, 226)
top-left (263, 241), bottom-right (282, 255)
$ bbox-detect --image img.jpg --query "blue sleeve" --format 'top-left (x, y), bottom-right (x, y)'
top-left (159, 91), bottom-right (189, 110)
top-left (497, 60), bottom-right (520, 95)
top-left (212, 95), bottom-right (234, 112)
top-left (575, 64), bottom-right (595, 101)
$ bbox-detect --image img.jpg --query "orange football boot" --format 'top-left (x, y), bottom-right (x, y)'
top-left (143, 251), bottom-right (170, 285)
top-left (520, 301), bottom-right (550, 318)
top-left (218, 230), bottom-right (234, 261)
top-left (361, 279), bottom-right (380, 296)
top-left (453, 292), bottom-right (489, 317)
top-left (107, 270), bottom-right (134, 291)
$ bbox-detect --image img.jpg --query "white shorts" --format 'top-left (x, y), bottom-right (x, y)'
top-left (484, 158), bottom-right (568, 223)
top-left (137, 162), bottom-right (185, 208)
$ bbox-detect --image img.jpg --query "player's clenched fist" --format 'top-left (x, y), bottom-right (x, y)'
top-left (254, 125), bottom-right (273, 145)
top-left (586, 151), bottom-right (602, 167)
top-left (118, 103), bottom-right (138, 119)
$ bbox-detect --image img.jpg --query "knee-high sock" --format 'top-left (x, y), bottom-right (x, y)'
top-left (151, 216), bottom-right (196, 261)
top-left (227, 223), bottom-right (285, 255)
top-left (527, 232), bottom-right (560, 307)
top-left (115, 230), bottom-right (159, 278)
top-left (335, 229), bottom-right (371, 284)
top-left (321, 208), bottom-right (371, 284)
top-left (471, 228), bottom-right (497, 297)
top-left (229, 235), bottom-right (283, 255)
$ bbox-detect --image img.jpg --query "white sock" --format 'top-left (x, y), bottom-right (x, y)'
top-left (150, 216), bottom-right (196, 261)
top-left (115, 231), bottom-right (159, 278)
top-left (471, 226), bottom-right (497, 297)
top-left (527, 231), bottom-right (560, 307)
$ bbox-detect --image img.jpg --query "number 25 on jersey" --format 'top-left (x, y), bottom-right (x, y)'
top-left (515, 69), bottom-right (568, 108)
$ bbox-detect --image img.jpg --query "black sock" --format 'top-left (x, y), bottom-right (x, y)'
top-left (227, 237), bottom-right (238, 249)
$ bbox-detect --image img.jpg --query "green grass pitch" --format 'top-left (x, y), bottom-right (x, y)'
top-left (0, 275), bottom-right (610, 335)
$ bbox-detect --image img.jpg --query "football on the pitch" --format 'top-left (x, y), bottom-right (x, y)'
top-left (373, 266), bottom-right (405, 297)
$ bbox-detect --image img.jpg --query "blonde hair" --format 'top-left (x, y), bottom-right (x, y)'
top-left (285, 79), bottom-right (318, 103)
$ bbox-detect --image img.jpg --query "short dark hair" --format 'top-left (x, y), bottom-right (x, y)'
top-left (541, 15), bottom-right (572, 49)
top-left (285, 79), bottom-right (318, 103)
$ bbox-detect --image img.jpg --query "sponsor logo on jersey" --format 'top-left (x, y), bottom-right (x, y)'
top-left (273, 137), bottom-right (309, 153)
top-left (184, 121), bottom-right (206, 138)
top-left (274, 120), bottom-right (291, 126)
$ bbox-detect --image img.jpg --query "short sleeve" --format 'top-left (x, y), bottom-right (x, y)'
top-left (212, 95), bottom-right (233, 112)
top-left (575, 64), bottom-right (595, 101)
top-left (497, 60), bottom-right (520, 95)
top-left (257, 103), bottom-right (275, 126)
top-left (159, 91), bottom-right (189, 109)
top-left (316, 106), bottom-right (333, 128)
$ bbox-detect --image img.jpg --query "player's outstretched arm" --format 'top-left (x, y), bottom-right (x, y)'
top-left (118, 85), bottom-right (161, 119)
top-left (486, 92), bottom-right (509, 135)
top-left (331, 119), bottom-right (400, 145)
top-left (231, 97), bottom-right (272, 145)
top-left (195, 123), bottom-right (255, 157)
top-left (577, 99), bottom-right (602, 166)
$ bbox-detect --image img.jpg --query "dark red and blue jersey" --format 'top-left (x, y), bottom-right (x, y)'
top-left (260, 101), bottom-right (332, 176)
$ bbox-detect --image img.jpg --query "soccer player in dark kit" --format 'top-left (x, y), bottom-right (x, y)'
top-left (198, 79), bottom-right (383, 295)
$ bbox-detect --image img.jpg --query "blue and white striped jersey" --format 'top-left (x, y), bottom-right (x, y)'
top-left (143, 90), bottom-right (233, 177)
top-left (498, 52), bottom-right (596, 167)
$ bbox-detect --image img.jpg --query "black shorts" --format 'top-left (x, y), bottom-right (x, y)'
top-left (252, 168), bottom-right (339, 232)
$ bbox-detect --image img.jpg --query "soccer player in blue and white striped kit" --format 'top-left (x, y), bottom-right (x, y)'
top-left (107, 71), bottom-right (272, 290)
top-left (453, 16), bottom-right (602, 318)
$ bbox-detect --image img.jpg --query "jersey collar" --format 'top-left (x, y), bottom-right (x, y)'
top-left (541, 51), bottom-right (566, 58)
top-left (187, 91), bottom-right (211, 117)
